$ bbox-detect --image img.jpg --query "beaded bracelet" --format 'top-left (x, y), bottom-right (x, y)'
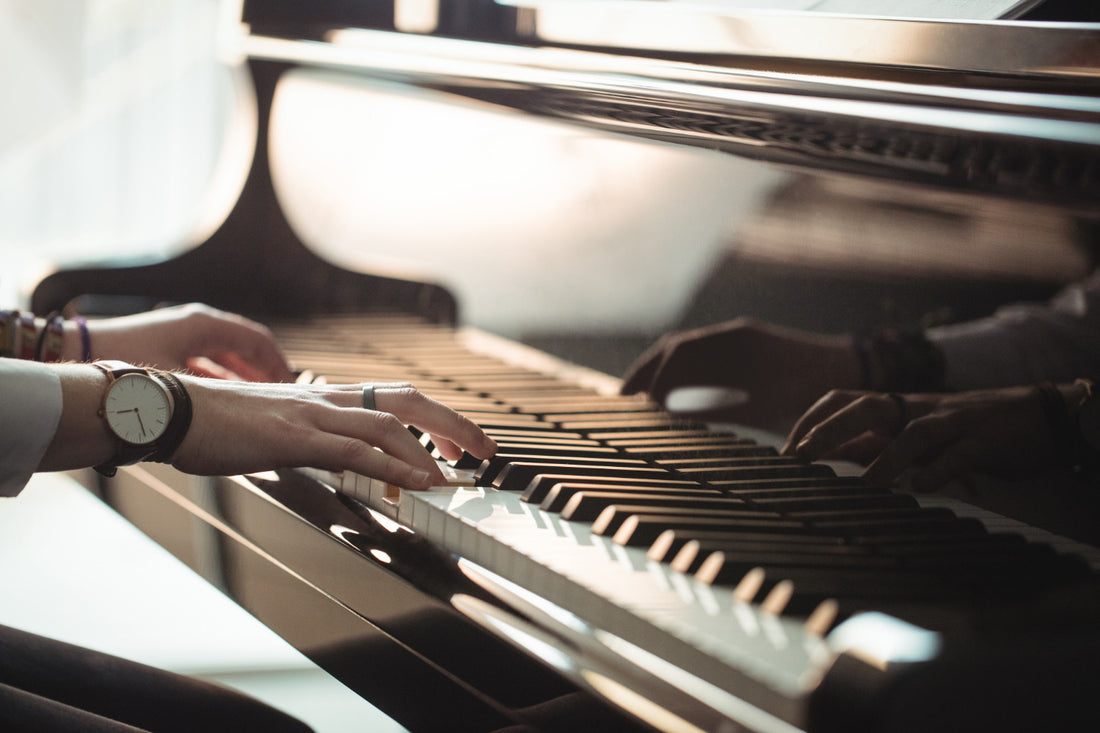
top-left (17, 312), bottom-right (37, 360)
top-left (35, 312), bottom-right (65, 362)
top-left (1, 310), bottom-right (41, 359)
top-left (74, 316), bottom-right (92, 361)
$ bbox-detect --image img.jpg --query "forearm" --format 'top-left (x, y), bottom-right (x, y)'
top-left (37, 364), bottom-right (114, 472)
top-left (928, 270), bottom-right (1100, 390)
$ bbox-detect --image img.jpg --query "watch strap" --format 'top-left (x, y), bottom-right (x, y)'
top-left (93, 359), bottom-right (147, 379)
top-left (148, 370), bottom-right (193, 464)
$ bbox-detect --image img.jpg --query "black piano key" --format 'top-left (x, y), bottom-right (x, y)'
top-left (481, 428), bottom-right (588, 441)
top-left (752, 493), bottom-right (919, 513)
top-left (606, 435), bottom-right (749, 447)
top-left (655, 455), bottom-right (803, 469)
top-left (515, 400), bottom-right (661, 414)
top-left (540, 485), bottom-right (722, 514)
top-left (608, 511), bottom-right (802, 546)
top-left (462, 411), bottom-right (541, 423)
top-left (647, 522), bottom-right (999, 566)
top-left (475, 443), bottom-right (623, 460)
top-left (478, 418), bottom-right (564, 431)
top-left (559, 419), bottom-right (710, 432)
top-left (451, 452), bottom-right (489, 470)
top-left (608, 507), bottom-right (972, 546)
top-left (647, 529), bottom-right (847, 563)
top-left (710, 476), bottom-right (864, 493)
top-left (673, 545), bottom-right (895, 576)
top-left (558, 490), bottom-right (914, 524)
top-left (477, 455), bottom-right (650, 486)
top-left (677, 463), bottom-right (835, 483)
top-left (591, 429), bottom-right (737, 442)
top-left (803, 507), bottom-right (963, 532)
top-left (541, 410), bottom-right (675, 423)
top-left (520, 474), bottom-right (704, 504)
top-left (559, 491), bottom-right (749, 522)
top-left (670, 534), bottom-right (1038, 576)
top-left (621, 444), bottom-right (777, 460)
top-left (659, 457), bottom-right (815, 481)
top-left (722, 485), bottom-right (889, 501)
top-left (476, 434), bottom-right (601, 446)
top-left (496, 463), bottom-right (674, 494)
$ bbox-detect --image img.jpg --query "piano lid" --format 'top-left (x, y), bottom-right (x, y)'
top-left (233, 2), bottom-right (1100, 209)
top-left (494, 1), bottom-right (1099, 79)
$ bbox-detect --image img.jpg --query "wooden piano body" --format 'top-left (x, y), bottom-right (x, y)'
top-left (31, 2), bottom-right (1100, 731)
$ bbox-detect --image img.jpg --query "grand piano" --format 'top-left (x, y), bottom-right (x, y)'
top-left (31, 1), bottom-right (1100, 731)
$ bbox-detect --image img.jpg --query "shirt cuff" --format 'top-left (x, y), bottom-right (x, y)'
top-left (0, 359), bottom-right (63, 497)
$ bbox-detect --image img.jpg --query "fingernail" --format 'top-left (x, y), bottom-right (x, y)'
top-left (411, 469), bottom-right (432, 487)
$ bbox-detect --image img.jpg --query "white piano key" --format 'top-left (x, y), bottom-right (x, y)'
top-left (390, 483), bottom-right (825, 716)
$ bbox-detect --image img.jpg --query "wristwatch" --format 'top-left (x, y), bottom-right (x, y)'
top-left (93, 360), bottom-right (189, 476)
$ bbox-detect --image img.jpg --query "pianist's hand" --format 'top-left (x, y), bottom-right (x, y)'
top-left (170, 378), bottom-right (497, 490)
top-left (620, 318), bottom-right (861, 432)
top-left (80, 303), bottom-right (294, 382)
top-left (782, 385), bottom-right (1085, 491)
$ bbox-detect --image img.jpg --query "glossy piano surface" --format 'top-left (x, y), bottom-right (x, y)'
top-left (31, 2), bottom-right (1100, 731)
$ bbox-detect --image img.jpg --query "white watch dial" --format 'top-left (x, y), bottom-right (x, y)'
top-left (103, 373), bottom-right (171, 445)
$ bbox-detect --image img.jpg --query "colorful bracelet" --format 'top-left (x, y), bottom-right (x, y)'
top-left (17, 312), bottom-right (37, 360)
top-left (35, 312), bottom-right (65, 362)
top-left (74, 316), bottom-right (92, 361)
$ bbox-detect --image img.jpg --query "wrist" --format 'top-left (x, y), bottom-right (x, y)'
top-left (39, 364), bottom-right (115, 471)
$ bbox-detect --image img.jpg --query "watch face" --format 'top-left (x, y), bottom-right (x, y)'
top-left (103, 373), bottom-right (171, 445)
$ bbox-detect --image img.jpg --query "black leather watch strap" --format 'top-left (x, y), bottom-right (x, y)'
top-left (148, 370), bottom-right (192, 464)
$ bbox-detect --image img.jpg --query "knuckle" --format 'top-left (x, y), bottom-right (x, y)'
top-left (372, 410), bottom-right (404, 432)
top-left (332, 435), bottom-right (368, 465)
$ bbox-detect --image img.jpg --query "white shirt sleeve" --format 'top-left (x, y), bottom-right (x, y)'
top-left (0, 358), bottom-right (63, 497)
top-left (927, 269), bottom-right (1100, 391)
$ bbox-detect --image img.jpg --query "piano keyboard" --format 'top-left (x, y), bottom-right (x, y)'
top-left (275, 314), bottom-right (1100, 732)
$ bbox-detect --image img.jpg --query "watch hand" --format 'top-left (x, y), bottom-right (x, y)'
top-left (134, 410), bottom-right (147, 436)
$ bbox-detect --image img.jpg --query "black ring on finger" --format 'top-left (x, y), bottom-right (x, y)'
top-left (886, 392), bottom-right (909, 435)
top-left (362, 384), bottom-right (376, 411)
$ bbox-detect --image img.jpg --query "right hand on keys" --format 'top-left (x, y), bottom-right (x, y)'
top-left (171, 379), bottom-right (498, 490)
top-left (40, 366), bottom-right (496, 492)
